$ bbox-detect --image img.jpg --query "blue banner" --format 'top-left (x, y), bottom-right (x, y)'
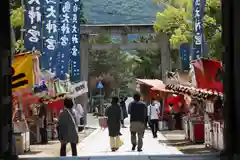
top-left (180, 43), bottom-right (190, 71)
top-left (42, 0), bottom-right (60, 72)
top-left (56, 0), bottom-right (73, 80)
top-left (70, 0), bottom-right (81, 82)
top-left (24, 0), bottom-right (43, 52)
top-left (191, 0), bottom-right (205, 60)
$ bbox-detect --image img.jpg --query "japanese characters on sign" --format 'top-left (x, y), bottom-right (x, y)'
top-left (180, 43), bottom-right (190, 71)
top-left (42, 0), bottom-right (60, 71)
top-left (56, 0), bottom-right (73, 80)
top-left (192, 0), bottom-right (205, 60)
top-left (70, 0), bottom-right (81, 81)
top-left (24, 0), bottom-right (42, 51)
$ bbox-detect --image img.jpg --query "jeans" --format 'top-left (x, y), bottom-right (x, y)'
top-left (60, 143), bottom-right (77, 156)
top-left (150, 119), bottom-right (159, 137)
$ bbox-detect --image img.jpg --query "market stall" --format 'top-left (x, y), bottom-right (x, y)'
top-left (165, 84), bottom-right (223, 149)
top-left (136, 79), bottom-right (183, 130)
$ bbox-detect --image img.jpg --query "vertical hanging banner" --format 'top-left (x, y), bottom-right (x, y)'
top-left (42, 0), bottom-right (60, 71)
top-left (56, 0), bottom-right (73, 80)
top-left (180, 43), bottom-right (190, 71)
top-left (192, 0), bottom-right (205, 60)
top-left (70, 0), bottom-right (81, 82)
top-left (24, 0), bottom-right (42, 51)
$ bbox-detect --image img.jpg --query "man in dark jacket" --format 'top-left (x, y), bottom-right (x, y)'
top-left (128, 93), bottom-right (147, 152)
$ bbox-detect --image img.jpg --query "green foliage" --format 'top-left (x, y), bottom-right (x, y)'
top-left (131, 36), bottom-right (162, 79)
top-left (14, 40), bottom-right (25, 53)
top-left (11, 6), bottom-right (24, 28)
top-left (154, 0), bottom-right (222, 60)
top-left (89, 34), bottom-right (135, 97)
top-left (10, 0), bottom-right (21, 9)
top-left (79, 0), bottom-right (87, 24)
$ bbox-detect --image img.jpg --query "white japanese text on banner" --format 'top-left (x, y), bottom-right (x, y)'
top-left (24, 0), bottom-right (42, 52)
top-left (192, 0), bottom-right (205, 60)
top-left (70, 0), bottom-right (81, 82)
top-left (56, 0), bottom-right (73, 80)
top-left (42, 0), bottom-right (60, 72)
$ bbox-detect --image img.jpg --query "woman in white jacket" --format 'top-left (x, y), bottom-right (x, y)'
top-left (148, 98), bottom-right (160, 138)
top-left (72, 100), bottom-right (85, 131)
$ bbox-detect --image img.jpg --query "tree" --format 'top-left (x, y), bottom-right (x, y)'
top-left (88, 34), bottom-right (135, 97)
top-left (79, 0), bottom-right (87, 24)
top-left (154, 0), bottom-right (222, 60)
top-left (131, 35), bottom-right (162, 79)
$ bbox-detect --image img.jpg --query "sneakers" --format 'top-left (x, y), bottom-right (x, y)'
top-left (132, 145), bottom-right (136, 151)
top-left (132, 145), bottom-right (143, 152)
top-left (137, 148), bottom-right (143, 152)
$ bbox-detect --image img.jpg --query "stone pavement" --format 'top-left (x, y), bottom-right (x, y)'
top-left (160, 130), bottom-right (219, 154)
top-left (67, 127), bottom-right (183, 156)
top-left (19, 128), bottom-right (95, 158)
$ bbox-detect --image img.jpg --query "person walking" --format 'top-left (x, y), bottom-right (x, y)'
top-left (73, 100), bottom-right (85, 132)
top-left (58, 97), bottom-right (78, 156)
top-left (128, 93), bottom-right (147, 152)
top-left (148, 98), bottom-right (160, 138)
top-left (120, 97), bottom-right (128, 128)
top-left (38, 98), bottom-right (48, 144)
top-left (105, 97), bottom-right (123, 151)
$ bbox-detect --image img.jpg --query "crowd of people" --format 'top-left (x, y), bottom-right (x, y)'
top-left (56, 93), bottom-right (185, 156)
top-left (105, 93), bottom-right (163, 152)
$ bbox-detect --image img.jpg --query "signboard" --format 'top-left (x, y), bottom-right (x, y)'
top-left (70, 0), bottom-right (81, 82)
top-left (180, 43), bottom-right (190, 71)
top-left (69, 81), bottom-right (88, 98)
top-left (42, 0), bottom-right (60, 71)
top-left (192, 0), bottom-right (205, 60)
top-left (97, 81), bottom-right (103, 89)
top-left (192, 59), bottom-right (223, 92)
top-left (24, 0), bottom-right (43, 51)
top-left (56, 0), bottom-right (73, 80)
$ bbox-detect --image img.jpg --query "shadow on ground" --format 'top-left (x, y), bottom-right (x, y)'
top-left (178, 147), bottom-right (218, 154)
top-left (21, 151), bottom-right (42, 155)
top-left (159, 130), bottom-right (219, 154)
top-left (158, 139), bottom-right (192, 147)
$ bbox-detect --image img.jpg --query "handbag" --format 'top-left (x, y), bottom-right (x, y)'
top-left (98, 117), bottom-right (108, 129)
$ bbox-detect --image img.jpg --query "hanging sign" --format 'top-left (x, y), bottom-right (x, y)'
top-left (56, 0), bottom-right (73, 80)
top-left (180, 43), bottom-right (190, 71)
top-left (42, 0), bottom-right (60, 71)
top-left (192, 0), bottom-right (205, 60)
top-left (70, 0), bottom-right (81, 82)
top-left (69, 81), bottom-right (88, 98)
top-left (24, 0), bottom-right (43, 52)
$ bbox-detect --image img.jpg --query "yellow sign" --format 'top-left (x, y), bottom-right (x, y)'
top-left (12, 54), bottom-right (34, 91)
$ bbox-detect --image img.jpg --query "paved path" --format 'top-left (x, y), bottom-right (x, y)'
top-left (67, 127), bottom-right (182, 156)
top-left (73, 98), bottom-right (182, 156)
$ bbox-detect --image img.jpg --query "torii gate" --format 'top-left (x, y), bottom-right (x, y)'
top-left (79, 24), bottom-right (172, 82)
top-left (77, 24), bottom-right (172, 122)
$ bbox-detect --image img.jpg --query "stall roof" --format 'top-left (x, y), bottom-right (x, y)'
top-left (151, 84), bottom-right (174, 93)
top-left (166, 84), bottom-right (223, 101)
top-left (136, 79), bottom-right (163, 87)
